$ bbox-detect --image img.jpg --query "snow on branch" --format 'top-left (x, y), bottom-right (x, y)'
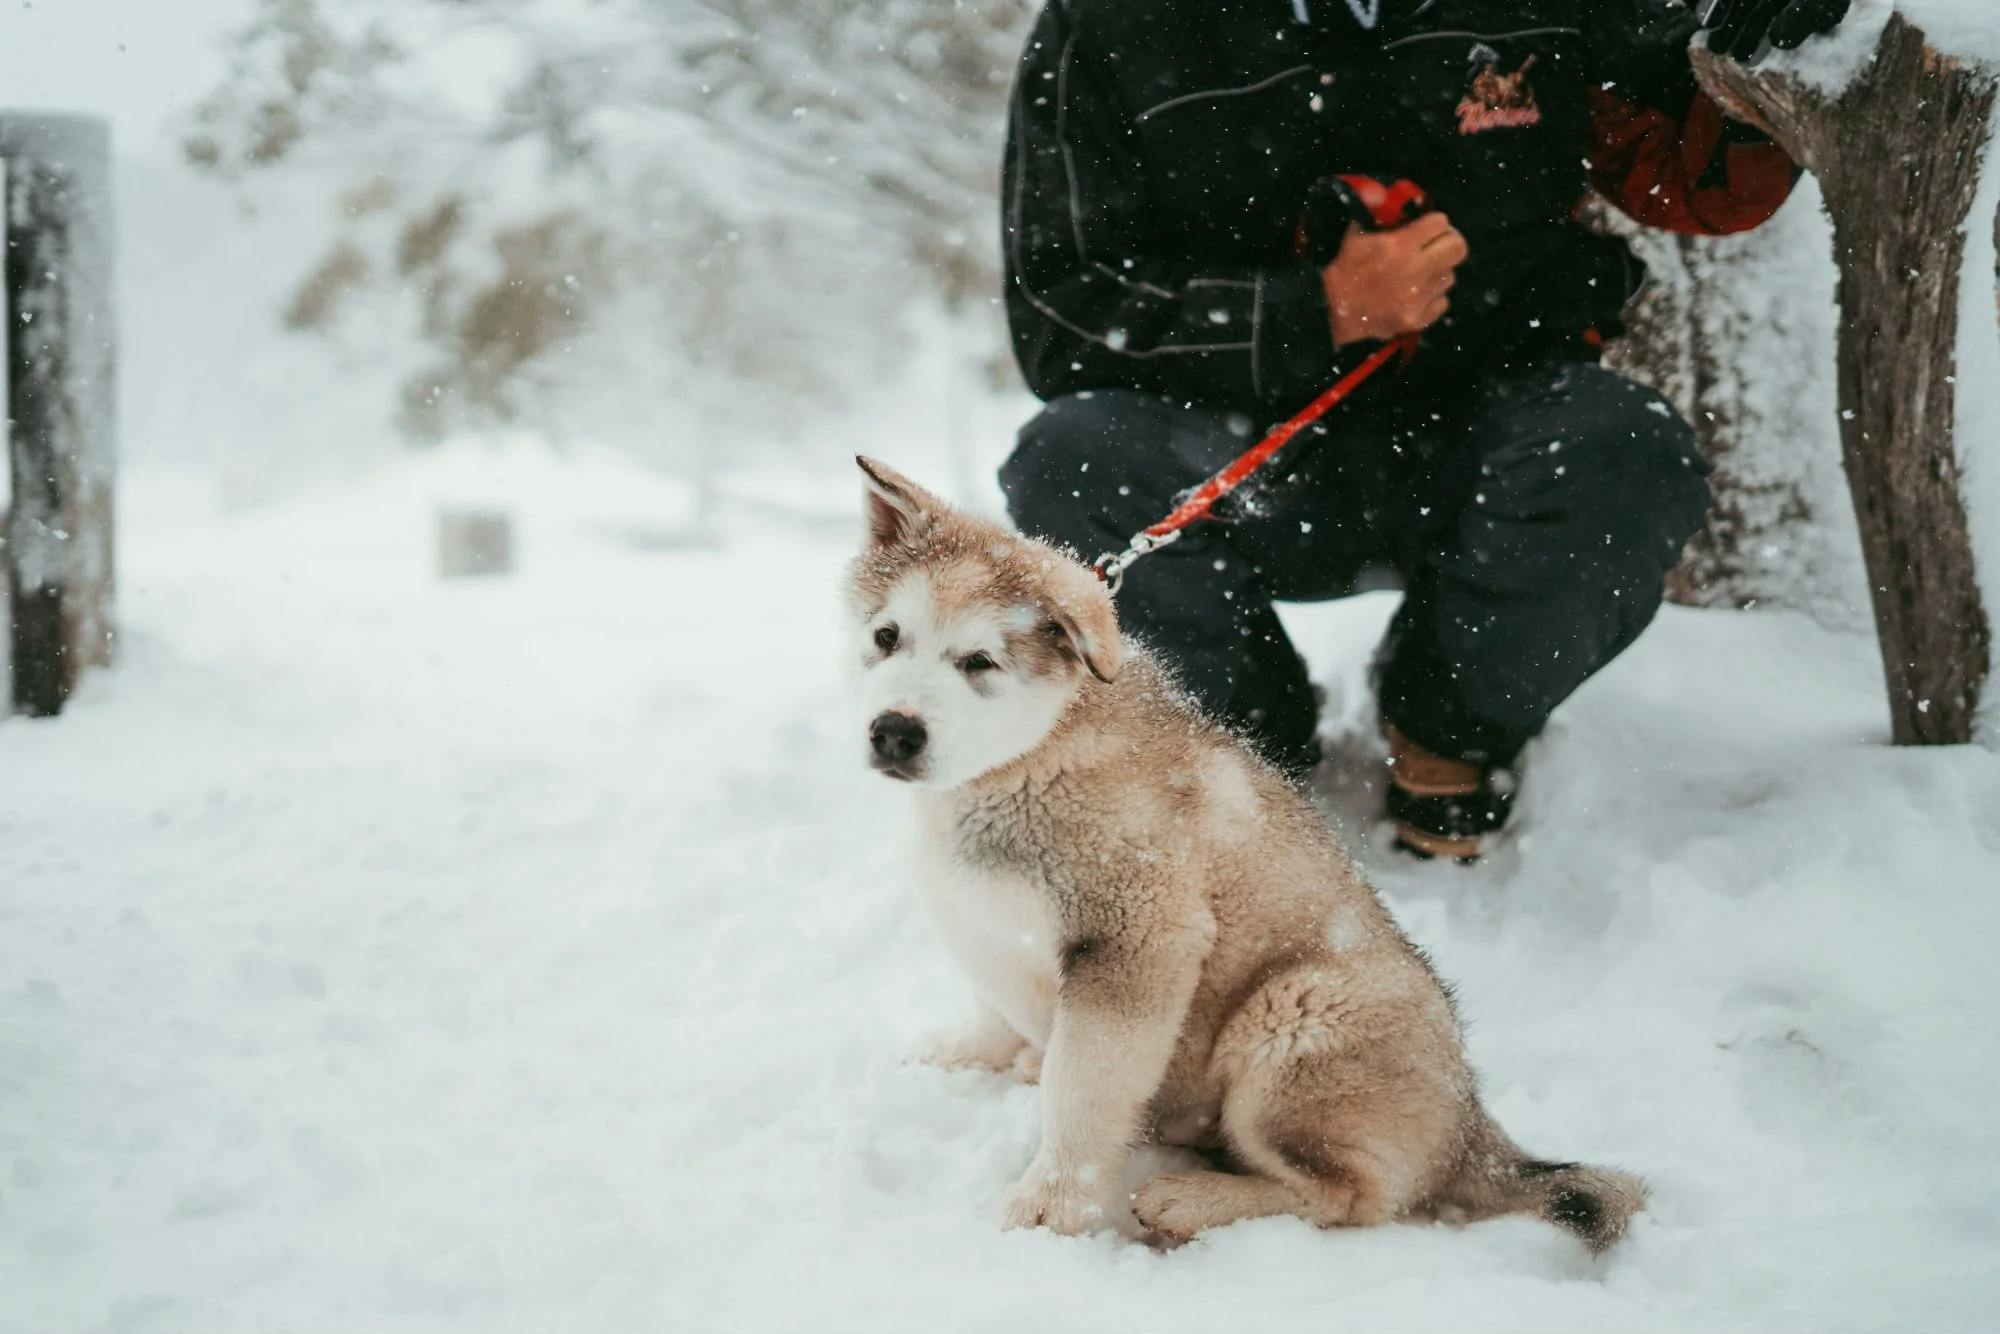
top-left (183, 0), bottom-right (1030, 449)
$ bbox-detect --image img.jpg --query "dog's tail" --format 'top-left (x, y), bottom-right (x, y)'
top-left (1440, 1114), bottom-right (1646, 1254)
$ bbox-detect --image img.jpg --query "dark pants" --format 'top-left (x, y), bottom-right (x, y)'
top-left (999, 363), bottom-right (1711, 775)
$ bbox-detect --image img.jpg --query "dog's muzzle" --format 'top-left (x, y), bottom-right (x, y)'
top-left (868, 710), bottom-right (927, 779)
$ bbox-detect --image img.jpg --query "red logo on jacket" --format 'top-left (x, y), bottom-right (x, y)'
top-left (1457, 55), bottom-right (1541, 135)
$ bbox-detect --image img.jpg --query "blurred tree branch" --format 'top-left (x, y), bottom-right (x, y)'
top-left (185, 0), bottom-right (1033, 444)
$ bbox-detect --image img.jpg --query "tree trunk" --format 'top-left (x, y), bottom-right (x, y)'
top-left (1694, 18), bottom-right (1995, 744)
top-left (1, 113), bottom-right (116, 717)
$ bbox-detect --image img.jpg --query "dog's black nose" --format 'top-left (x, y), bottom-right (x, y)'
top-left (870, 711), bottom-right (927, 766)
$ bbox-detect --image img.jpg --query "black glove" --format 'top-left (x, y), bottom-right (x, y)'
top-left (1695, 0), bottom-right (1850, 64)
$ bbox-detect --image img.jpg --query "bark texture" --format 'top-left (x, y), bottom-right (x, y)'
top-left (1, 114), bottom-right (117, 717)
top-left (1694, 19), bottom-right (1994, 744)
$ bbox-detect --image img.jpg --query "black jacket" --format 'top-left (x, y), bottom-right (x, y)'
top-left (1001, 0), bottom-right (1795, 416)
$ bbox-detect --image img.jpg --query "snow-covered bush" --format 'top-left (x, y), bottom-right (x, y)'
top-left (185, 0), bottom-right (1030, 453)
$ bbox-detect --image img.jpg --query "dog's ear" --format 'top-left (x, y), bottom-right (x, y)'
top-left (1044, 562), bottom-right (1124, 685)
top-left (856, 455), bottom-right (942, 549)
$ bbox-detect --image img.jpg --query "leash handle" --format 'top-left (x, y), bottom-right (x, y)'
top-left (1298, 175), bottom-right (1435, 263)
top-left (1330, 174), bottom-right (1433, 233)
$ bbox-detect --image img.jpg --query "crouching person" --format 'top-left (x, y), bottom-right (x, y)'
top-left (996, 0), bottom-right (1842, 858)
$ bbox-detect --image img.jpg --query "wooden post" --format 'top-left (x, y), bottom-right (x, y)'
top-left (1, 113), bottom-right (115, 717)
top-left (1694, 21), bottom-right (1996, 744)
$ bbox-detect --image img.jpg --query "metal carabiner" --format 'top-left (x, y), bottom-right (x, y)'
top-left (1091, 528), bottom-right (1181, 596)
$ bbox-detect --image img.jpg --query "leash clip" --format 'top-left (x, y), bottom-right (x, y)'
top-left (1092, 528), bottom-right (1181, 596)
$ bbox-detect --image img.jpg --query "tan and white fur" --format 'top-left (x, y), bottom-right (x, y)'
top-left (847, 457), bottom-right (1643, 1250)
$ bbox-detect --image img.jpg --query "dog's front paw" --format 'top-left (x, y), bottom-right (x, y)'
top-left (1130, 1172), bottom-right (1220, 1244)
top-left (1001, 1163), bottom-right (1106, 1236)
top-left (917, 1024), bottom-right (1027, 1075)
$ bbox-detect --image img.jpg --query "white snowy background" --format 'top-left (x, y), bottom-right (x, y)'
top-left (3, 2), bottom-right (1999, 1331)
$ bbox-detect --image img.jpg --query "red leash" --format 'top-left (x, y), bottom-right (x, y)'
top-left (1091, 339), bottom-right (1406, 590)
top-left (1092, 176), bottom-right (1431, 592)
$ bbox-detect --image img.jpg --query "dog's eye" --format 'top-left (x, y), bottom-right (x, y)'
top-left (959, 651), bottom-right (998, 675)
top-left (874, 624), bottom-right (899, 653)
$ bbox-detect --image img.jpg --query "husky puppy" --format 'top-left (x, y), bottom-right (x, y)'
top-left (847, 456), bottom-right (1643, 1250)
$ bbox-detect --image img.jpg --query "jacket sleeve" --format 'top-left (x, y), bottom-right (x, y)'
top-left (1001, 3), bottom-right (1341, 411)
top-left (1585, 0), bottom-right (1800, 236)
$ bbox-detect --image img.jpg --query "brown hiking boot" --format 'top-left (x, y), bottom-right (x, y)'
top-left (1385, 726), bottom-right (1512, 862)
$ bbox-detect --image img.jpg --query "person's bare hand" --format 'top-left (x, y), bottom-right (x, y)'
top-left (1321, 213), bottom-right (1469, 347)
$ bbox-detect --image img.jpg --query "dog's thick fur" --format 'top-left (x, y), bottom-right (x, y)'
top-left (847, 457), bottom-right (1643, 1250)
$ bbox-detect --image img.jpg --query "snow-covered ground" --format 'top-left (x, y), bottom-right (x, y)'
top-left (4, 444), bottom-right (1998, 1334)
